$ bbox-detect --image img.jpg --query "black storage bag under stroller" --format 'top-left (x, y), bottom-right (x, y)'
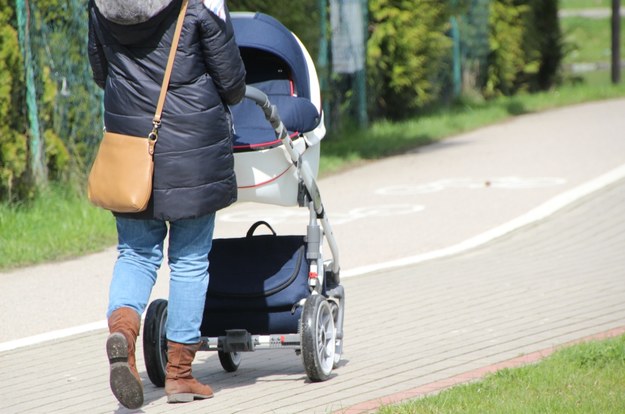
top-left (201, 222), bottom-right (310, 337)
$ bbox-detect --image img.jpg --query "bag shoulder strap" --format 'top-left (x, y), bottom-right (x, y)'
top-left (151, 0), bottom-right (188, 137)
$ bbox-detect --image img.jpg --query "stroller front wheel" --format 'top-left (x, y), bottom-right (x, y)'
top-left (301, 294), bottom-right (336, 382)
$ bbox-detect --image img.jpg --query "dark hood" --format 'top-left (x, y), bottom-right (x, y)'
top-left (92, 0), bottom-right (179, 45)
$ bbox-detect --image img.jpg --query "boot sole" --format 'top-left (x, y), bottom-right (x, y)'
top-left (167, 392), bottom-right (214, 403)
top-left (107, 333), bottom-right (144, 409)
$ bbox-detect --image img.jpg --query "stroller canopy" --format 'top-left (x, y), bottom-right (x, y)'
top-left (230, 12), bottom-right (321, 151)
top-left (231, 12), bottom-right (312, 100)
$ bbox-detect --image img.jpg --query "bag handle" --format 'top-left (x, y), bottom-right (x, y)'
top-left (149, 0), bottom-right (188, 141)
top-left (246, 221), bottom-right (277, 238)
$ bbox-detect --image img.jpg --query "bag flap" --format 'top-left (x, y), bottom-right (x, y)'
top-left (207, 235), bottom-right (306, 298)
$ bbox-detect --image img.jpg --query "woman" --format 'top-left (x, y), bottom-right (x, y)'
top-left (88, 0), bottom-right (246, 408)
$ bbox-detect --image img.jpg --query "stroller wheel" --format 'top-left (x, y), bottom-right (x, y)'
top-left (301, 294), bottom-right (336, 382)
top-left (218, 351), bottom-right (242, 372)
top-left (143, 299), bottom-right (168, 387)
top-left (329, 300), bottom-right (342, 369)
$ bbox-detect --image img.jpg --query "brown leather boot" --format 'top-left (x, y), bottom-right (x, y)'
top-left (106, 307), bottom-right (143, 409)
top-left (165, 341), bottom-right (214, 403)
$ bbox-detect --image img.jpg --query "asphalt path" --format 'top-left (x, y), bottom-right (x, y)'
top-left (1, 98), bottom-right (625, 349)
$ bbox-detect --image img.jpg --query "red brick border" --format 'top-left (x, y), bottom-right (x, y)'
top-left (335, 326), bottom-right (625, 414)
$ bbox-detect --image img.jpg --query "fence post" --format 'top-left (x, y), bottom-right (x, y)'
top-left (356, 0), bottom-right (368, 128)
top-left (15, 0), bottom-right (46, 186)
top-left (450, 0), bottom-right (462, 98)
top-left (318, 0), bottom-right (330, 129)
top-left (612, 0), bottom-right (621, 84)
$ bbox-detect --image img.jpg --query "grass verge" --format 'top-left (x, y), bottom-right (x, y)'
top-left (561, 16), bottom-right (625, 65)
top-left (377, 334), bottom-right (625, 414)
top-left (0, 184), bottom-right (116, 270)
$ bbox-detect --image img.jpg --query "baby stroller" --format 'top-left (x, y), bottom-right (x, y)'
top-left (142, 12), bottom-right (345, 384)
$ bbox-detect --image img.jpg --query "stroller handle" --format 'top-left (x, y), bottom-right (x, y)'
top-left (243, 86), bottom-right (340, 275)
top-left (243, 85), bottom-right (319, 209)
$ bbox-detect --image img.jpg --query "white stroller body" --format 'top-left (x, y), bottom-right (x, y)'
top-left (233, 17), bottom-right (325, 206)
top-left (231, 12), bottom-right (326, 207)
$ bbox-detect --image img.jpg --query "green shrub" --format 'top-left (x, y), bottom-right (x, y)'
top-left (0, 2), bottom-right (29, 202)
top-left (523, 0), bottom-right (564, 91)
top-left (485, 0), bottom-right (533, 97)
top-left (485, 0), bottom-right (563, 98)
top-left (367, 1), bottom-right (452, 119)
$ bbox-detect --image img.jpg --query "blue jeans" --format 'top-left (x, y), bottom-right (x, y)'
top-left (107, 213), bottom-right (215, 344)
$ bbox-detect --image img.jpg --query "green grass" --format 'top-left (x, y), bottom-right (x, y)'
top-left (377, 334), bottom-right (625, 414)
top-left (561, 16), bottom-right (625, 65)
top-left (0, 184), bottom-right (116, 270)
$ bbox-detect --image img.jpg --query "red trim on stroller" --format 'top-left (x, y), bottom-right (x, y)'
top-left (233, 131), bottom-right (300, 152)
top-left (237, 164), bottom-right (294, 189)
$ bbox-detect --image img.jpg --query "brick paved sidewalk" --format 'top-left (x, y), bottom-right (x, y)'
top-left (2, 177), bottom-right (624, 413)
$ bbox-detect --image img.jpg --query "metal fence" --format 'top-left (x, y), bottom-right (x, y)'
top-left (15, 0), bottom-right (493, 180)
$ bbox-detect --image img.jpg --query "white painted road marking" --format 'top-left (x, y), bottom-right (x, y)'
top-left (376, 176), bottom-right (566, 196)
top-left (345, 165), bottom-right (625, 278)
top-left (218, 204), bottom-right (426, 225)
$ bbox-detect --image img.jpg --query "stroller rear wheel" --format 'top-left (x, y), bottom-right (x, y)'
top-left (301, 294), bottom-right (336, 382)
top-left (143, 299), bottom-right (168, 387)
top-left (218, 351), bottom-right (242, 372)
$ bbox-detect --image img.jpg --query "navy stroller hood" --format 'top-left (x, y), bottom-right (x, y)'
top-left (232, 12), bottom-right (312, 100)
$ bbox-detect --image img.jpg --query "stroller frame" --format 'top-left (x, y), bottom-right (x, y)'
top-left (142, 86), bottom-right (345, 383)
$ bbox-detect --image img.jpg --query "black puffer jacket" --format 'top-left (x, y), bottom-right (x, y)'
top-left (88, 0), bottom-right (246, 221)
